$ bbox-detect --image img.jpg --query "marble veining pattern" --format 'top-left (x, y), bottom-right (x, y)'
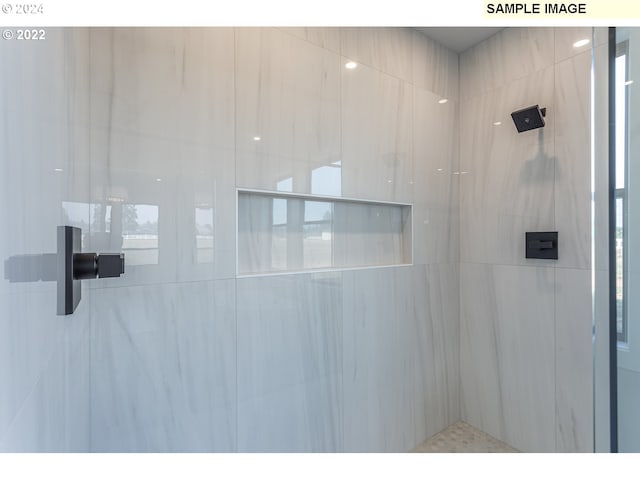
top-left (235, 28), bottom-right (341, 195)
top-left (460, 263), bottom-right (556, 452)
top-left (0, 319), bottom-right (90, 452)
top-left (412, 264), bottom-right (460, 446)
top-left (412, 30), bottom-right (459, 101)
top-left (554, 50), bottom-right (592, 270)
top-left (412, 86), bottom-right (459, 265)
top-left (458, 27), bottom-right (596, 453)
top-left (236, 272), bottom-right (343, 452)
top-left (460, 27), bottom-right (555, 101)
top-left (343, 265), bottom-right (459, 452)
top-left (0, 28), bottom-right (91, 452)
top-left (89, 28), bottom-right (235, 147)
top-left (343, 267), bottom-right (415, 452)
top-left (554, 27), bottom-right (600, 64)
top-left (341, 27), bottom-right (414, 82)
top-left (89, 28), bottom-right (236, 286)
top-left (460, 66), bottom-right (556, 267)
top-left (90, 280), bottom-right (236, 452)
top-left (278, 27), bottom-right (341, 54)
top-left (555, 268), bottom-right (593, 452)
top-left (341, 61), bottom-right (413, 203)
top-left (8, 25), bottom-right (610, 456)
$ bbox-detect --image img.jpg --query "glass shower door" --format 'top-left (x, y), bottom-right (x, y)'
top-left (614, 26), bottom-right (640, 453)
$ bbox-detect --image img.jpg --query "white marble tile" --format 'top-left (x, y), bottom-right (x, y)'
top-left (332, 201), bottom-right (411, 268)
top-left (237, 193), bottom-right (280, 275)
top-left (341, 27), bottom-right (413, 82)
top-left (555, 27), bottom-right (593, 63)
top-left (88, 129), bottom-right (178, 287)
top-left (0, 28), bottom-right (91, 267)
top-left (89, 128), bottom-right (235, 286)
top-left (460, 67), bottom-right (556, 266)
top-left (173, 143), bottom-right (235, 282)
top-left (0, 288), bottom-right (90, 451)
top-left (90, 280), bottom-right (236, 452)
top-left (413, 87), bottom-right (459, 265)
top-left (412, 30), bottom-right (459, 100)
top-left (236, 272), bottom-right (342, 452)
top-left (0, 28), bottom-right (91, 452)
top-left (0, 118), bottom-right (91, 290)
top-left (554, 51), bottom-right (592, 270)
top-left (0, 316), bottom-right (90, 452)
top-left (460, 263), bottom-right (556, 452)
top-left (593, 27), bottom-right (609, 47)
top-left (341, 61), bottom-right (413, 203)
top-left (278, 27), bottom-right (341, 54)
top-left (235, 28), bottom-right (341, 195)
top-left (412, 263), bottom-right (460, 446)
top-left (343, 265), bottom-right (457, 451)
top-left (89, 28), bottom-right (235, 285)
top-left (460, 28), bottom-right (555, 101)
top-left (0, 28), bottom-right (90, 127)
top-left (555, 268), bottom-right (593, 452)
top-left (89, 28), bottom-right (234, 148)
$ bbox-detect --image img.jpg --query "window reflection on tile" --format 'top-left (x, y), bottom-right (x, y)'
top-left (276, 177), bottom-right (293, 192)
top-left (303, 201), bottom-right (333, 269)
top-left (90, 203), bottom-right (112, 233)
top-left (121, 204), bottom-right (159, 266)
top-left (268, 198), bottom-right (334, 272)
top-left (271, 198), bottom-right (288, 270)
top-left (89, 202), bottom-right (159, 266)
top-left (311, 164), bottom-right (341, 196)
top-left (62, 201), bottom-right (90, 248)
top-left (195, 206), bottom-right (214, 264)
top-left (238, 191), bottom-right (410, 275)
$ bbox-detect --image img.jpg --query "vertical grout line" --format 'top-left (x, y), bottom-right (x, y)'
top-left (338, 26), bottom-right (345, 454)
top-left (552, 26), bottom-right (558, 453)
top-left (233, 26), bottom-right (239, 453)
top-left (554, 261), bottom-right (558, 452)
top-left (589, 26), bottom-right (597, 453)
top-left (88, 27), bottom-right (93, 454)
top-left (456, 47), bottom-right (462, 426)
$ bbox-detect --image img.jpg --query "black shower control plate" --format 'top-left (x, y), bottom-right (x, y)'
top-left (57, 226), bottom-right (126, 315)
top-left (525, 231), bottom-right (558, 259)
top-left (57, 225), bottom-right (82, 315)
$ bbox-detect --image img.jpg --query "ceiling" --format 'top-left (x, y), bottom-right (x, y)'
top-left (414, 27), bottom-right (504, 53)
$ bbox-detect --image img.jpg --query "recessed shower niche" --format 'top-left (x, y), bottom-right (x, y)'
top-left (237, 190), bottom-right (412, 275)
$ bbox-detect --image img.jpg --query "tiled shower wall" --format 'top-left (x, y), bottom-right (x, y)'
top-left (2, 26), bottom-right (603, 454)
top-left (0, 27), bottom-right (459, 451)
top-left (458, 27), bottom-right (606, 452)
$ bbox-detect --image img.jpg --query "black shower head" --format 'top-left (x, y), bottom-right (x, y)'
top-left (511, 105), bottom-right (546, 133)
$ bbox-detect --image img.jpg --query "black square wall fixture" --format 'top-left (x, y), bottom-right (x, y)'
top-left (525, 231), bottom-right (558, 260)
top-left (511, 105), bottom-right (546, 133)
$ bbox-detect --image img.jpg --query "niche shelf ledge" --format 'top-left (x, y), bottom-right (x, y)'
top-left (237, 189), bottom-right (413, 276)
